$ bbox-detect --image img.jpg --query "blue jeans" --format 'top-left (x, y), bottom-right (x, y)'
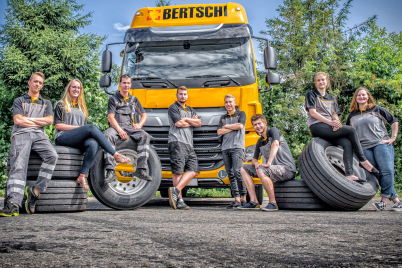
top-left (222, 148), bottom-right (247, 198)
top-left (363, 143), bottom-right (398, 200)
top-left (55, 125), bottom-right (116, 175)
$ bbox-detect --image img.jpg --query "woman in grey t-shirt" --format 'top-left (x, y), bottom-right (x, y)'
top-left (347, 87), bottom-right (401, 211)
top-left (54, 79), bottom-right (130, 190)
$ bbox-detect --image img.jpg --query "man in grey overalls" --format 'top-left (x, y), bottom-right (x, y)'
top-left (0, 72), bottom-right (58, 217)
top-left (104, 74), bottom-right (152, 182)
top-left (239, 114), bottom-right (296, 211)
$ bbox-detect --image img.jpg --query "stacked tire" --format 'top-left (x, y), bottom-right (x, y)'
top-left (7, 146), bottom-right (87, 213)
top-left (274, 180), bottom-right (331, 210)
top-left (298, 138), bottom-right (379, 211)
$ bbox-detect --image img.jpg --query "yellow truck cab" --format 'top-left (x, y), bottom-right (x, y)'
top-left (99, 3), bottom-right (279, 204)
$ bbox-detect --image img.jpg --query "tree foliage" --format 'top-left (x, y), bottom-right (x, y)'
top-left (155, 0), bottom-right (171, 7)
top-left (0, 0), bottom-right (110, 191)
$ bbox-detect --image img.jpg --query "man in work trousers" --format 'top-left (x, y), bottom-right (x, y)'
top-left (217, 94), bottom-right (248, 209)
top-left (168, 86), bottom-right (202, 209)
top-left (104, 74), bottom-right (152, 182)
top-left (0, 72), bottom-right (58, 217)
top-left (238, 114), bottom-right (296, 211)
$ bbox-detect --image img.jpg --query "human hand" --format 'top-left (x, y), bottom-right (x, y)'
top-left (381, 137), bottom-right (396, 146)
top-left (254, 162), bottom-right (260, 169)
top-left (192, 114), bottom-right (198, 119)
top-left (118, 129), bottom-right (128, 140)
top-left (261, 163), bottom-right (271, 168)
top-left (331, 120), bottom-right (342, 131)
top-left (133, 124), bottom-right (142, 130)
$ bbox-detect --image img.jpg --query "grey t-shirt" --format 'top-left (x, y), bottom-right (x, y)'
top-left (54, 102), bottom-right (87, 139)
top-left (305, 89), bottom-right (341, 127)
top-left (218, 110), bottom-right (246, 151)
top-left (11, 94), bottom-right (53, 140)
top-left (347, 106), bottom-right (399, 150)
top-left (253, 127), bottom-right (296, 172)
top-left (168, 102), bottom-right (199, 146)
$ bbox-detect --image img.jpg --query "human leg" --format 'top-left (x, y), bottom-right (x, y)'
top-left (256, 168), bottom-right (276, 204)
top-left (373, 144), bottom-right (398, 202)
top-left (232, 149), bottom-right (247, 202)
top-left (222, 149), bottom-right (240, 201)
top-left (125, 128), bottom-right (150, 170)
top-left (4, 133), bottom-right (32, 207)
top-left (239, 165), bottom-right (258, 203)
top-left (332, 138), bottom-right (356, 178)
top-left (103, 127), bottom-right (120, 170)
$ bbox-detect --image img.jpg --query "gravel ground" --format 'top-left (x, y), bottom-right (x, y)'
top-left (1, 196), bottom-right (401, 268)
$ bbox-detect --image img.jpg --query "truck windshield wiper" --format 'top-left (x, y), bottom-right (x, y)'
top-left (185, 74), bottom-right (241, 86)
top-left (132, 76), bottom-right (178, 88)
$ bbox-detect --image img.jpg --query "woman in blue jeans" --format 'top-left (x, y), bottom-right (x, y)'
top-left (347, 87), bottom-right (401, 211)
top-left (54, 79), bottom-right (130, 190)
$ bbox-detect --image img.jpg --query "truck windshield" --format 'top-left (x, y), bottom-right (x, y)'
top-left (122, 37), bottom-right (255, 81)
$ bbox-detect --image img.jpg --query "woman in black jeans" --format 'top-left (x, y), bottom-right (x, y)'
top-left (305, 72), bottom-right (378, 181)
top-left (54, 79), bottom-right (130, 189)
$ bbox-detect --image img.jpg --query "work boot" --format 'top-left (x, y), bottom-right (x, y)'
top-left (0, 202), bottom-right (19, 217)
top-left (25, 186), bottom-right (40, 214)
top-left (133, 168), bottom-right (152, 181)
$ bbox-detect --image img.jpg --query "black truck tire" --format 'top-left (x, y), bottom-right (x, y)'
top-left (7, 146), bottom-right (84, 179)
top-left (26, 180), bottom-right (87, 212)
top-left (298, 138), bottom-right (379, 211)
top-left (88, 137), bottom-right (161, 210)
top-left (274, 179), bottom-right (331, 210)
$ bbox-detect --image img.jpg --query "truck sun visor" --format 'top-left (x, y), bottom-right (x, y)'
top-left (123, 23), bottom-right (252, 42)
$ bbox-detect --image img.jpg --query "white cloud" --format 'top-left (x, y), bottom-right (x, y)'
top-left (114, 23), bottom-right (130, 32)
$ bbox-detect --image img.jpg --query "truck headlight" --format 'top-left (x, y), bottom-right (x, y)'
top-left (243, 145), bottom-right (256, 163)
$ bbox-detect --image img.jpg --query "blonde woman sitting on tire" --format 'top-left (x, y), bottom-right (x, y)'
top-left (54, 79), bottom-right (130, 190)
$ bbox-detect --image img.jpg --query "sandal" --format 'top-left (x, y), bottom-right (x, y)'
top-left (76, 176), bottom-right (89, 190)
top-left (114, 153), bottom-right (131, 164)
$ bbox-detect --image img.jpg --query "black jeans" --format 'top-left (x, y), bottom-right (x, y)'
top-left (55, 125), bottom-right (116, 175)
top-left (222, 148), bottom-right (247, 198)
top-left (310, 123), bottom-right (367, 176)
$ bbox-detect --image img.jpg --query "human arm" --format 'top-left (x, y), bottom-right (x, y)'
top-left (133, 113), bottom-right (148, 129)
top-left (183, 115), bottom-right (202, 127)
top-left (382, 121), bottom-right (399, 145)
top-left (55, 123), bottom-right (80, 131)
top-left (13, 114), bottom-right (53, 127)
top-left (261, 140), bottom-right (279, 168)
top-left (108, 114), bottom-right (128, 140)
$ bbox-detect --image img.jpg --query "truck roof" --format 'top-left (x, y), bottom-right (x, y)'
top-left (130, 3), bottom-right (248, 28)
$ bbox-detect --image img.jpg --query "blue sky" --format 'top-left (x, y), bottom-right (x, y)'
top-left (1, 0), bottom-right (402, 70)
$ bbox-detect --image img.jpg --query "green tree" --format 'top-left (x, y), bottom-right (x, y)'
top-left (0, 0), bottom-right (110, 193)
top-left (155, 0), bottom-right (171, 7)
top-left (0, 0), bottom-right (104, 101)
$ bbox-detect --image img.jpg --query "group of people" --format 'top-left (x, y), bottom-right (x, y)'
top-left (0, 70), bottom-right (400, 217)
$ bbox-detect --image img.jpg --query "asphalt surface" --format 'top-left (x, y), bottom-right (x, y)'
top-left (1, 196), bottom-right (401, 268)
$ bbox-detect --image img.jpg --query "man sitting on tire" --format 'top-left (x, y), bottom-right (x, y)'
top-left (238, 114), bottom-right (296, 211)
top-left (168, 86), bottom-right (202, 210)
top-left (104, 74), bottom-right (152, 182)
top-left (0, 72), bottom-right (58, 217)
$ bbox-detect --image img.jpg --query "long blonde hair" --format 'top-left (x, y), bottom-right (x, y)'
top-left (350, 87), bottom-right (377, 112)
top-left (58, 79), bottom-right (88, 118)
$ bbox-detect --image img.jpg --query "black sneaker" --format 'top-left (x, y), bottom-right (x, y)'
top-left (168, 187), bottom-right (180, 209)
top-left (105, 169), bottom-right (115, 183)
top-left (0, 202), bottom-right (19, 217)
top-left (241, 200), bottom-right (247, 207)
top-left (261, 202), bottom-right (278, 212)
top-left (237, 202), bottom-right (260, 210)
top-left (226, 201), bottom-right (241, 209)
top-left (25, 186), bottom-right (40, 214)
top-left (133, 168), bottom-right (152, 181)
top-left (390, 202), bottom-right (402, 212)
top-left (177, 200), bottom-right (190, 210)
top-left (372, 201), bottom-right (386, 211)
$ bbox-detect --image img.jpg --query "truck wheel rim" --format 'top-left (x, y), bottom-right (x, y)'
top-left (106, 149), bottom-right (147, 196)
top-left (325, 146), bottom-right (365, 180)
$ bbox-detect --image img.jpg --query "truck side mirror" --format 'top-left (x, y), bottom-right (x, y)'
top-left (265, 71), bottom-right (280, 85)
top-left (102, 49), bottom-right (113, 73)
top-left (100, 74), bottom-right (112, 88)
top-left (263, 46), bottom-right (277, 70)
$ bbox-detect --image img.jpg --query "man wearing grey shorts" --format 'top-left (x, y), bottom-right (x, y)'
top-left (239, 114), bottom-right (296, 211)
top-left (0, 72), bottom-right (58, 217)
